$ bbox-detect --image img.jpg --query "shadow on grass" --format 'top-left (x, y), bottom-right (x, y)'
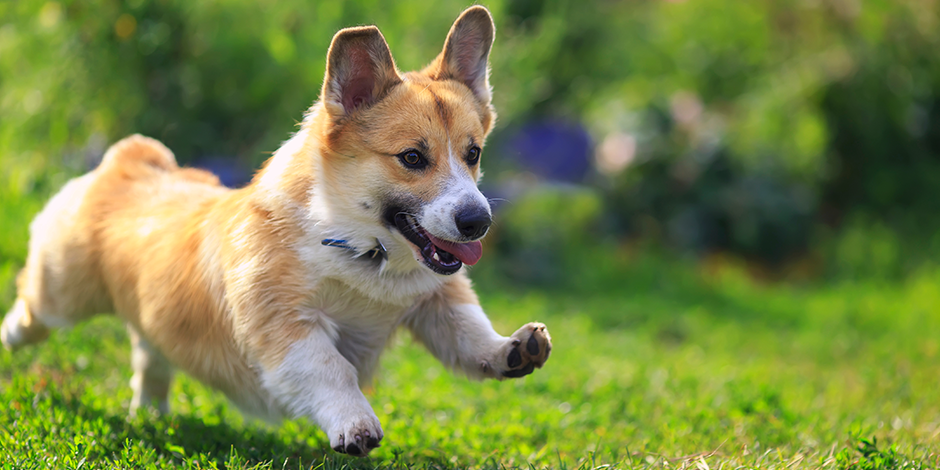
top-left (3, 377), bottom-right (342, 468)
top-left (2, 368), bottom-right (474, 469)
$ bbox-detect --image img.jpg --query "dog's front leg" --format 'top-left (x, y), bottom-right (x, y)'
top-left (404, 275), bottom-right (552, 380)
top-left (261, 326), bottom-right (382, 456)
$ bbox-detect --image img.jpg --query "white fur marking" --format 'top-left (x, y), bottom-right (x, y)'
top-left (1, 299), bottom-right (30, 348)
top-left (260, 325), bottom-right (379, 436)
top-left (259, 133), bottom-right (305, 194)
top-left (419, 173), bottom-right (489, 241)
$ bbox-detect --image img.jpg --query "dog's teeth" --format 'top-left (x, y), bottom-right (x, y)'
top-left (432, 252), bottom-right (440, 262)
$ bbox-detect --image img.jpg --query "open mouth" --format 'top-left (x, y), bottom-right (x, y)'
top-left (393, 213), bottom-right (482, 275)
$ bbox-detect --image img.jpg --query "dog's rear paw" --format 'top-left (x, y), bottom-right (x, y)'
top-left (501, 322), bottom-right (552, 378)
top-left (2, 299), bottom-right (49, 352)
top-left (330, 415), bottom-right (384, 457)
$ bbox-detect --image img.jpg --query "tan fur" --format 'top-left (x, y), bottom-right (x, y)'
top-left (1, 7), bottom-right (551, 456)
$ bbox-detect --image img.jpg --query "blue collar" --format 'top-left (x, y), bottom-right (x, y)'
top-left (321, 238), bottom-right (388, 262)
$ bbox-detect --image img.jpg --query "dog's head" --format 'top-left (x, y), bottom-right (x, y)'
top-left (311, 6), bottom-right (497, 276)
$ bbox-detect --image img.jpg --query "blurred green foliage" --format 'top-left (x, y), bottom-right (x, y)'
top-left (487, 186), bottom-right (604, 284)
top-left (0, 0), bottom-right (501, 166)
top-left (2, 0), bottom-right (940, 274)
top-left (580, 0), bottom-right (940, 265)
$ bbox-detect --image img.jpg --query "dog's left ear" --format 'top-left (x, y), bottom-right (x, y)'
top-left (322, 26), bottom-right (402, 119)
top-left (428, 6), bottom-right (496, 105)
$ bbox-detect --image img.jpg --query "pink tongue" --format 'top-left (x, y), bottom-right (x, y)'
top-left (425, 233), bottom-right (483, 265)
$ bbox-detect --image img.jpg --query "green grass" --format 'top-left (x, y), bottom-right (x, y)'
top-left (2, 207), bottom-right (940, 468)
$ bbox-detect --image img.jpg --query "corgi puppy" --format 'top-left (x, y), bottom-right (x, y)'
top-left (1, 6), bottom-right (551, 456)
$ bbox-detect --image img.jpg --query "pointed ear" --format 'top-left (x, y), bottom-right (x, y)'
top-left (321, 26), bottom-right (402, 118)
top-left (430, 6), bottom-right (495, 104)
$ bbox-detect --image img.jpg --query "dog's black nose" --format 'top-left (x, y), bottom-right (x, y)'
top-left (455, 207), bottom-right (491, 240)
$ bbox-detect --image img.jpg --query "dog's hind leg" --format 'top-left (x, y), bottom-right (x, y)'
top-left (1, 298), bottom-right (50, 351)
top-left (128, 326), bottom-right (174, 415)
top-left (2, 172), bottom-right (112, 352)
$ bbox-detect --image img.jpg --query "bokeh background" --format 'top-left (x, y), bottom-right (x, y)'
top-left (4, 1), bottom-right (940, 467)
top-left (2, 0), bottom-right (939, 290)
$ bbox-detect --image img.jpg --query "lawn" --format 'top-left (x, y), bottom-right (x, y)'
top-left (2, 237), bottom-right (939, 469)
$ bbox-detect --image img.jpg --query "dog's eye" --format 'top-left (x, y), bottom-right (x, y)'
top-left (398, 150), bottom-right (427, 169)
top-left (467, 146), bottom-right (481, 166)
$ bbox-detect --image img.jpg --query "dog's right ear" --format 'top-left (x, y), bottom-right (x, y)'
top-left (427, 6), bottom-right (496, 105)
top-left (321, 26), bottom-right (402, 119)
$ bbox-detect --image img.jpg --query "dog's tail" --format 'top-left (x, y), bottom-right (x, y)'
top-left (98, 134), bottom-right (222, 186)
top-left (99, 134), bottom-right (178, 173)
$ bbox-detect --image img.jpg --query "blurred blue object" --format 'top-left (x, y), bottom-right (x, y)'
top-left (506, 120), bottom-right (592, 182)
top-left (190, 156), bottom-right (253, 188)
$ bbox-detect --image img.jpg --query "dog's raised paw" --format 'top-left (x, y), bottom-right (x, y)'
top-left (502, 322), bottom-right (552, 378)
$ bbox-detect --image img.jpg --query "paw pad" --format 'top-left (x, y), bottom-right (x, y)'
top-left (502, 322), bottom-right (551, 378)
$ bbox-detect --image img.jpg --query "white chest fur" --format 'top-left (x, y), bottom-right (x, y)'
top-left (307, 277), bottom-right (417, 379)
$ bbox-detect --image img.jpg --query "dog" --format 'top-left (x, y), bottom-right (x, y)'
top-left (0, 6), bottom-right (551, 457)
